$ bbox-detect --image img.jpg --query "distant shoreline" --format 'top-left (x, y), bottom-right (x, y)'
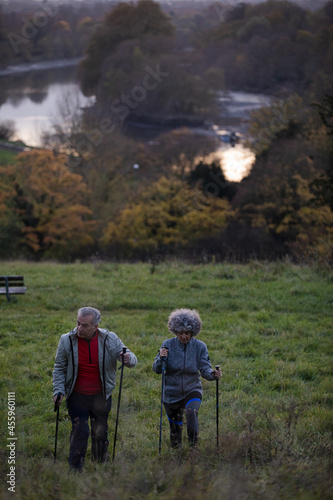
top-left (0, 57), bottom-right (81, 77)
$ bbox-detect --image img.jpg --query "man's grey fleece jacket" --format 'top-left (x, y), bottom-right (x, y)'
top-left (53, 327), bottom-right (137, 399)
top-left (152, 336), bottom-right (215, 403)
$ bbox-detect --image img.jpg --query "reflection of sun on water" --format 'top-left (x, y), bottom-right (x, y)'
top-left (15, 117), bottom-right (49, 147)
top-left (202, 144), bottom-right (255, 182)
top-left (217, 144), bottom-right (255, 182)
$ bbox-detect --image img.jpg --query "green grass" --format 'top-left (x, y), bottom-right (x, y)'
top-left (0, 147), bottom-right (18, 164)
top-left (0, 260), bottom-right (332, 499)
top-left (0, 140), bottom-right (33, 164)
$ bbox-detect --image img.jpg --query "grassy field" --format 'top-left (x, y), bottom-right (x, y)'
top-left (0, 147), bottom-right (18, 164)
top-left (0, 260), bottom-right (332, 499)
top-left (0, 140), bottom-right (33, 164)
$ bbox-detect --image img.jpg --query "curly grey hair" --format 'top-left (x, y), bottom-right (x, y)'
top-left (168, 308), bottom-right (202, 337)
top-left (78, 307), bottom-right (101, 326)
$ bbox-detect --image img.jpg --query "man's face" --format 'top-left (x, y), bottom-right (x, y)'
top-left (76, 313), bottom-right (98, 339)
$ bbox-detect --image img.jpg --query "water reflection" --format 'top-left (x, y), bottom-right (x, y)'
top-left (218, 144), bottom-right (255, 182)
top-left (201, 143), bottom-right (255, 182)
top-left (0, 65), bottom-right (85, 146)
top-left (0, 66), bottom-right (265, 181)
top-left (212, 91), bottom-right (269, 181)
top-left (218, 91), bottom-right (270, 118)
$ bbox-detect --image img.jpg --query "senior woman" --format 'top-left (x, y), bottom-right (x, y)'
top-left (153, 308), bottom-right (222, 448)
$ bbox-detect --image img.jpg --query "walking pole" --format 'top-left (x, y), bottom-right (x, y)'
top-left (159, 355), bottom-right (167, 455)
top-left (53, 393), bottom-right (62, 463)
top-left (112, 347), bottom-right (127, 462)
top-left (215, 365), bottom-right (220, 449)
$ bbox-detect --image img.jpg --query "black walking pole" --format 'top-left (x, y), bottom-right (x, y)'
top-left (53, 393), bottom-right (62, 463)
top-left (159, 355), bottom-right (167, 455)
top-left (215, 365), bottom-right (220, 449)
top-left (112, 346), bottom-right (127, 462)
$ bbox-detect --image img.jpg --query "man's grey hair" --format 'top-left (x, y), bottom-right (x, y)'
top-left (78, 307), bottom-right (101, 326)
top-left (168, 308), bottom-right (202, 337)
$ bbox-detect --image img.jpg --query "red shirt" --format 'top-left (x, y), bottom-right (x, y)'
top-left (74, 333), bottom-right (103, 395)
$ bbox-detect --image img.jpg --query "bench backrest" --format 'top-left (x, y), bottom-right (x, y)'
top-left (0, 275), bottom-right (25, 286)
top-left (0, 275), bottom-right (27, 301)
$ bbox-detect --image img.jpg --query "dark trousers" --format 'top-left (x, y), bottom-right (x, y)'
top-left (66, 391), bottom-right (112, 470)
top-left (164, 392), bottom-right (202, 448)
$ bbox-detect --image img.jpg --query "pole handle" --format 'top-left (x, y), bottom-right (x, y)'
top-left (118, 347), bottom-right (127, 369)
top-left (54, 392), bottom-right (62, 412)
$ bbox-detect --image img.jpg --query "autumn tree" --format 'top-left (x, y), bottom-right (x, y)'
top-left (152, 128), bottom-right (218, 176)
top-left (78, 0), bottom-right (174, 96)
top-left (0, 120), bottom-right (16, 141)
top-left (187, 159), bottom-right (238, 202)
top-left (199, 0), bottom-right (333, 95)
top-left (78, 0), bottom-right (217, 125)
top-left (0, 150), bottom-right (95, 259)
top-left (234, 94), bottom-right (333, 263)
top-left (100, 176), bottom-right (231, 258)
top-left (245, 94), bottom-right (310, 156)
top-left (311, 94), bottom-right (333, 211)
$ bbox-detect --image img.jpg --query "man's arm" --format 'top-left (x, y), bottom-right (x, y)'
top-left (52, 336), bottom-right (68, 401)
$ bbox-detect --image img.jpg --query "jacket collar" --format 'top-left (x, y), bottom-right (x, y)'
top-left (175, 336), bottom-right (193, 348)
top-left (69, 327), bottom-right (107, 340)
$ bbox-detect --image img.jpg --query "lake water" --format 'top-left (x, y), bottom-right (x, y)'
top-left (0, 62), bottom-right (90, 147)
top-left (0, 61), bottom-right (269, 181)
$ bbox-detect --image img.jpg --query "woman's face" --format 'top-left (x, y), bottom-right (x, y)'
top-left (176, 330), bottom-right (192, 344)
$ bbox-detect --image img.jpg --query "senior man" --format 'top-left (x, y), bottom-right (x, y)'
top-left (53, 306), bottom-right (137, 471)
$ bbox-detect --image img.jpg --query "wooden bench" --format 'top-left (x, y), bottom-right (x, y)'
top-left (0, 276), bottom-right (27, 302)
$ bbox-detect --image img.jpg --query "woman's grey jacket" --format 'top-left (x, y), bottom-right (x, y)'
top-left (53, 327), bottom-right (137, 400)
top-left (153, 337), bottom-right (215, 404)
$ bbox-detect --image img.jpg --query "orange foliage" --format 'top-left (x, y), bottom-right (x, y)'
top-left (0, 150), bottom-right (95, 258)
top-left (101, 177), bottom-right (231, 253)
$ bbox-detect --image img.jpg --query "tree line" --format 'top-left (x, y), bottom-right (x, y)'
top-left (0, 1), bottom-right (112, 67)
top-left (76, 0), bottom-right (333, 124)
top-left (1, 92), bottom-right (331, 263)
top-left (0, 0), bottom-right (332, 264)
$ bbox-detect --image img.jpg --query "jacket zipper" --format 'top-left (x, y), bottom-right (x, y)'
top-left (102, 334), bottom-right (107, 397)
top-left (182, 343), bottom-right (187, 398)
